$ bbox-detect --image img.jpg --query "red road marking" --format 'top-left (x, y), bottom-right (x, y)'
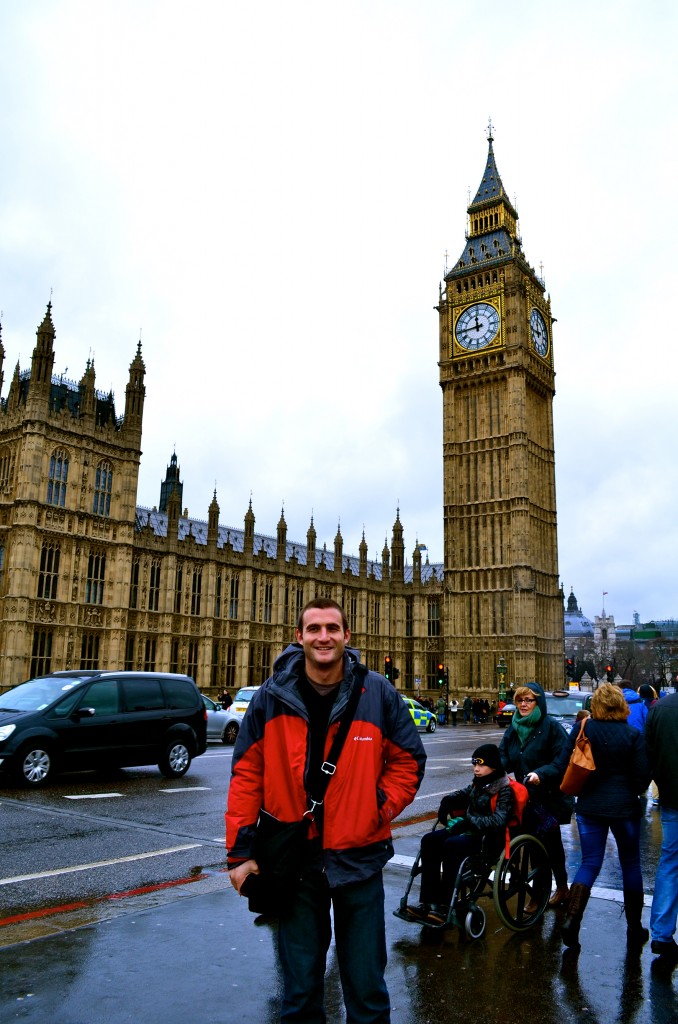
top-left (0, 870), bottom-right (216, 928)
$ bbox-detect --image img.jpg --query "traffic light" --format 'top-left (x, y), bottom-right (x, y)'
top-left (393, 667), bottom-right (400, 682)
top-left (605, 664), bottom-right (614, 681)
top-left (384, 656), bottom-right (392, 682)
top-left (566, 658), bottom-right (574, 680)
top-left (437, 663), bottom-right (445, 687)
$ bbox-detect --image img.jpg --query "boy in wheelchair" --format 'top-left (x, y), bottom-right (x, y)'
top-left (407, 744), bottom-right (515, 925)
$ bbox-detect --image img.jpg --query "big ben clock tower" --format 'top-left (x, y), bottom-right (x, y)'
top-left (438, 127), bottom-right (563, 693)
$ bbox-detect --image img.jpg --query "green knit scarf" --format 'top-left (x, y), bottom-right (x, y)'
top-left (511, 704), bottom-right (542, 748)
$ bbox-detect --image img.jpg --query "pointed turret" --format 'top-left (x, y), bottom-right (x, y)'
top-left (208, 489), bottom-right (220, 544)
top-left (448, 128), bottom-right (524, 282)
top-left (470, 130), bottom-right (518, 218)
top-left (306, 515), bottom-right (316, 571)
top-left (30, 302), bottom-right (56, 388)
top-left (334, 522), bottom-right (343, 575)
top-left (123, 339), bottom-right (146, 436)
top-left (359, 530), bottom-right (368, 578)
top-left (244, 498), bottom-right (255, 555)
top-left (166, 484), bottom-right (181, 545)
top-left (382, 537), bottom-right (390, 578)
top-left (277, 508), bottom-right (287, 560)
top-left (6, 360), bottom-right (21, 412)
top-left (390, 508), bottom-right (404, 582)
top-left (159, 452), bottom-right (183, 513)
top-left (412, 540), bottom-right (422, 584)
top-left (79, 358), bottom-right (96, 420)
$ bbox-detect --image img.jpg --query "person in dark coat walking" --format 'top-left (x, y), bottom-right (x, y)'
top-left (499, 682), bottom-right (572, 909)
top-left (560, 683), bottom-right (652, 951)
top-left (645, 690), bottom-right (678, 961)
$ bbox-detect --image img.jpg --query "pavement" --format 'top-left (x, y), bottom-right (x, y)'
top-left (2, 828), bottom-right (677, 1024)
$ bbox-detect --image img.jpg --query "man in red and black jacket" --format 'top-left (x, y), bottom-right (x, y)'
top-left (226, 597), bottom-right (426, 1023)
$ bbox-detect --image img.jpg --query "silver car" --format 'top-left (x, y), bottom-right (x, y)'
top-left (202, 694), bottom-right (240, 745)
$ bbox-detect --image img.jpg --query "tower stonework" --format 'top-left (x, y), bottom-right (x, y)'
top-left (437, 132), bottom-right (563, 692)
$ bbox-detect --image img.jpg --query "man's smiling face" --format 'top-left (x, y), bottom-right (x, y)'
top-left (296, 606), bottom-right (350, 686)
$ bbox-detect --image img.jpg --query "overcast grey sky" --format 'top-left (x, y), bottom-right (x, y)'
top-left (1, 0), bottom-right (676, 626)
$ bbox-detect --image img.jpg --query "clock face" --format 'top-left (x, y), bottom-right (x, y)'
top-left (530, 308), bottom-right (549, 356)
top-left (455, 303), bottom-right (500, 351)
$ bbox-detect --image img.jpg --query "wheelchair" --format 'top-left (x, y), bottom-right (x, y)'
top-left (394, 825), bottom-right (551, 940)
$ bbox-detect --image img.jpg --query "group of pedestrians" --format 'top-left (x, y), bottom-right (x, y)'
top-left (410, 677), bottom-right (678, 964)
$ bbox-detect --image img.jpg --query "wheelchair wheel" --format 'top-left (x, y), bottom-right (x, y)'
top-left (464, 904), bottom-right (486, 940)
top-left (493, 834), bottom-right (550, 932)
top-left (455, 854), bottom-right (489, 903)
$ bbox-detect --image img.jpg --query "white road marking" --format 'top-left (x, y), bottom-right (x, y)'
top-left (159, 787), bottom-right (211, 793)
top-left (414, 790), bottom-right (453, 801)
top-left (0, 844), bottom-right (203, 886)
top-left (63, 793), bottom-right (123, 800)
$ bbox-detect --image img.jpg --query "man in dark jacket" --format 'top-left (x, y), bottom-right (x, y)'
top-left (226, 598), bottom-right (426, 1023)
top-left (646, 691), bottom-right (678, 961)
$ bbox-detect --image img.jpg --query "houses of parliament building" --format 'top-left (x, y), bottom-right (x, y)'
top-left (0, 134), bottom-right (564, 697)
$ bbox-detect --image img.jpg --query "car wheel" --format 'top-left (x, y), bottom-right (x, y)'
top-left (16, 743), bottom-right (54, 787)
top-left (426, 717), bottom-right (437, 733)
top-left (159, 740), bottom-right (191, 778)
top-left (223, 721), bottom-right (239, 745)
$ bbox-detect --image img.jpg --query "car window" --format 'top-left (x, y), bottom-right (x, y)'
top-left (76, 679), bottom-right (120, 715)
top-left (49, 687), bottom-right (88, 718)
top-left (121, 678), bottom-right (165, 711)
top-left (1, 676), bottom-right (84, 712)
top-left (235, 688), bottom-right (258, 703)
top-left (545, 695), bottom-right (586, 716)
top-left (163, 678), bottom-right (199, 709)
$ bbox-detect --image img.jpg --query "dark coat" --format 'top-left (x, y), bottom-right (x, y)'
top-left (644, 693), bottom-right (678, 809)
top-left (563, 717), bottom-right (652, 819)
top-left (499, 682), bottom-right (572, 821)
top-left (437, 774), bottom-right (514, 854)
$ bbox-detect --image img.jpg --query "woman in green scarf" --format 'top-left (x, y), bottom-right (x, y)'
top-left (499, 682), bottom-right (572, 908)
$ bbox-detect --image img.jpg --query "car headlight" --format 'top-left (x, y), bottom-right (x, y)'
top-left (0, 724), bottom-right (16, 742)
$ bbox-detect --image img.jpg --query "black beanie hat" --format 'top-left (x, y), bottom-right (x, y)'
top-left (472, 744), bottom-right (503, 772)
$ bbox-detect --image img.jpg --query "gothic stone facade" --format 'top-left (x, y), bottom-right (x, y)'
top-left (0, 307), bottom-right (445, 694)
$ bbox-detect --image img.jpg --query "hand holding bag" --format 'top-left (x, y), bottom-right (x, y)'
top-left (560, 718), bottom-right (595, 796)
top-left (240, 810), bottom-right (312, 917)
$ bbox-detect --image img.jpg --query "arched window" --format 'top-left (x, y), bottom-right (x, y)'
top-left (38, 543), bottom-right (61, 600)
top-left (0, 446), bottom-right (16, 494)
top-left (86, 550), bottom-right (106, 604)
top-left (47, 448), bottom-right (69, 507)
top-left (93, 461), bottom-right (113, 516)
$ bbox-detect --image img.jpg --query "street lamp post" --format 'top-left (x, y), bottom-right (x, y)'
top-left (496, 657), bottom-right (507, 702)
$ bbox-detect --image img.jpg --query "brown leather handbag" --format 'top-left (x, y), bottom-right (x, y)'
top-left (560, 718), bottom-right (596, 796)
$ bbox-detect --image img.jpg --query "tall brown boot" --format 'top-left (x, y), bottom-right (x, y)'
top-left (561, 883), bottom-right (591, 949)
top-left (624, 890), bottom-right (649, 950)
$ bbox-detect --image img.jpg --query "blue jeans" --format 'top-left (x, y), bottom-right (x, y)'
top-left (277, 869), bottom-right (390, 1024)
top-left (573, 813), bottom-right (643, 892)
top-left (650, 806), bottom-right (678, 943)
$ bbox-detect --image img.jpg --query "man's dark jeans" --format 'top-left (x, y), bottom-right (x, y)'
top-left (277, 868), bottom-right (390, 1023)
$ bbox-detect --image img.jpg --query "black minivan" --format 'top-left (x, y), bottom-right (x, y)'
top-left (0, 671), bottom-right (208, 787)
